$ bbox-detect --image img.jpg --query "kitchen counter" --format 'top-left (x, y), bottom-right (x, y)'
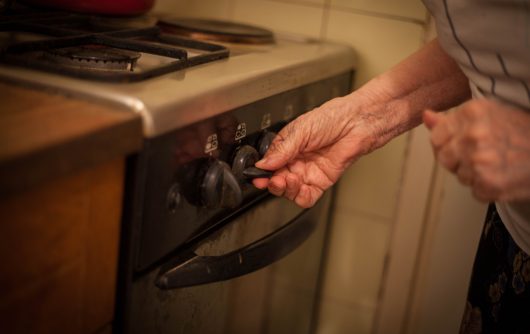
top-left (0, 80), bottom-right (143, 197)
top-left (0, 81), bottom-right (142, 334)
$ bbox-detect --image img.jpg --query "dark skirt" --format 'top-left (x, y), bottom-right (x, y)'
top-left (460, 204), bottom-right (530, 334)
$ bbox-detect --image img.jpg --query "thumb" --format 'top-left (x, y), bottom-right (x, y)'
top-left (423, 109), bottom-right (443, 130)
top-left (255, 125), bottom-right (303, 171)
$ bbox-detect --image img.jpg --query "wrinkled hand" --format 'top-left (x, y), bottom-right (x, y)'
top-left (253, 97), bottom-right (380, 208)
top-left (423, 99), bottom-right (530, 202)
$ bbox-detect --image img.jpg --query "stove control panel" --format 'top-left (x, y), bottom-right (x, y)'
top-left (133, 71), bottom-right (353, 270)
top-left (194, 138), bottom-right (273, 209)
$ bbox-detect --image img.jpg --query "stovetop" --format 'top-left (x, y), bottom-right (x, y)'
top-left (0, 12), bottom-right (229, 82)
top-left (0, 9), bottom-right (357, 138)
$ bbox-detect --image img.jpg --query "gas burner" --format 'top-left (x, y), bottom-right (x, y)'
top-left (0, 27), bottom-right (229, 82)
top-left (158, 18), bottom-right (275, 45)
top-left (43, 45), bottom-right (141, 71)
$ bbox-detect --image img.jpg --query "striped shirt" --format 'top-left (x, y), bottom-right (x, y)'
top-left (423, 0), bottom-right (530, 254)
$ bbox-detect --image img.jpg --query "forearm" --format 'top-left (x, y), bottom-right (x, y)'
top-left (346, 38), bottom-right (471, 150)
top-left (255, 39), bottom-right (472, 207)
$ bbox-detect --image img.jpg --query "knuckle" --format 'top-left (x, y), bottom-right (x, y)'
top-left (466, 125), bottom-right (487, 142)
top-left (295, 199), bottom-right (312, 209)
top-left (268, 181), bottom-right (285, 197)
top-left (470, 151), bottom-right (492, 169)
top-left (469, 153), bottom-right (483, 170)
top-left (463, 101), bottom-right (487, 119)
top-left (267, 141), bottom-right (284, 155)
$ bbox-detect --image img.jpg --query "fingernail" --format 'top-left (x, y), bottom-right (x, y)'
top-left (256, 158), bottom-right (268, 167)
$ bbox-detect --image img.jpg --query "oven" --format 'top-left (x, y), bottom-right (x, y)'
top-left (0, 6), bottom-right (356, 333)
top-left (117, 73), bottom-right (352, 333)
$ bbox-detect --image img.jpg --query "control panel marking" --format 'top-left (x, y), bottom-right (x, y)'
top-left (283, 104), bottom-right (294, 121)
top-left (204, 134), bottom-right (218, 153)
top-left (260, 113), bottom-right (271, 129)
top-left (235, 122), bottom-right (247, 140)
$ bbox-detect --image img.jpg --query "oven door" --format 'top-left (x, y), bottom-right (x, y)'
top-left (127, 191), bottom-right (331, 334)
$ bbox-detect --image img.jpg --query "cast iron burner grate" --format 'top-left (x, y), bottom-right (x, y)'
top-left (0, 13), bottom-right (230, 82)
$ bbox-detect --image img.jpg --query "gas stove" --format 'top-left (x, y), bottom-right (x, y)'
top-left (1, 8), bottom-right (357, 333)
top-left (0, 10), bottom-right (355, 137)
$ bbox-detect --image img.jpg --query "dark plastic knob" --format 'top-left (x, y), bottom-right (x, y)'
top-left (232, 145), bottom-right (260, 184)
top-left (258, 131), bottom-right (277, 157)
top-left (201, 160), bottom-right (243, 209)
top-left (243, 167), bottom-right (273, 179)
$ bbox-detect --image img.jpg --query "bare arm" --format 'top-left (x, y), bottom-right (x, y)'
top-left (346, 38), bottom-right (470, 150)
top-left (254, 38), bottom-right (471, 207)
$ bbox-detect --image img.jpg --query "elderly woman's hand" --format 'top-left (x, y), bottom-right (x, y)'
top-left (253, 96), bottom-right (382, 208)
top-left (253, 39), bottom-right (473, 208)
top-left (424, 99), bottom-right (530, 202)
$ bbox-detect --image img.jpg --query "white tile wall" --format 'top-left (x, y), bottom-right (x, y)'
top-left (153, 0), bottom-right (234, 20)
top-left (231, 0), bottom-right (325, 38)
top-left (324, 8), bottom-right (425, 86)
top-left (321, 211), bottom-right (391, 307)
top-left (269, 0), bottom-right (326, 6)
top-left (316, 299), bottom-right (374, 334)
top-left (331, 0), bottom-right (427, 21)
top-left (407, 173), bottom-right (487, 334)
top-left (335, 134), bottom-right (409, 220)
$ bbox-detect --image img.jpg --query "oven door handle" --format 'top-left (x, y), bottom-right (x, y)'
top-left (155, 205), bottom-right (319, 289)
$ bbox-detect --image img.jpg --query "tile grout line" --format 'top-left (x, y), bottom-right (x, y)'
top-left (330, 4), bottom-right (425, 26)
top-left (263, 0), bottom-right (425, 26)
top-left (320, 0), bottom-right (331, 40)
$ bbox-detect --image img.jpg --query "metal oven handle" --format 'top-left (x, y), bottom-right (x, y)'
top-left (155, 203), bottom-right (321, 289)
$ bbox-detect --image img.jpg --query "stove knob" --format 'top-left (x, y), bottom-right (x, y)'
top-left (232, 145), bottom-right (260, 183)
top-left (258, 131), bottom-right (277, 157)
top-left (202, 160), bottom-right (243, 209)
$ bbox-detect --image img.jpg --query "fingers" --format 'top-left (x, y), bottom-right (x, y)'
top-left (456, 163), bottom-right (474, 186)
top-left (268, 175), bottom-right (287, 197)
top-left (267, 170), bottom-right (301, 200)
top-left (422, 109), bottom-right (442, 130)
top-left (471, 173), bottom-right (501, 203)
top-left (268, 174), bottom-right (322, 208)
top-left (254, 167), bottom-right (321, 208)
top-left (295, 184), bottom-right (321, 208)
top-left (428, 113), bottom-right (456, 148)
top-left (425, 100), bottom-right (510, 202)
top-left (252, 178), bottom-right (270, 189)
top-left (284, 174), bottom-right (302, 201)
top-left (256, 120), bottom-right (306, 171)
top-left (436, 140), bottom-right (461, 172)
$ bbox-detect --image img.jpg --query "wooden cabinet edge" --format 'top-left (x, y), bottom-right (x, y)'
top-left (0, 158), bottom-right (125, 334)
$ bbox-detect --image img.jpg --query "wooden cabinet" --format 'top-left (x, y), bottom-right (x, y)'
top-left (0, 159), bottom-right (125, 334)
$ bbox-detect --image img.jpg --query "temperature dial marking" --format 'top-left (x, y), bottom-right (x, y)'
top-left (235, 123), bottom-right (247, 140)
top-left (261, 113), bottom-right (271, 129)
top-left (283, 104), bottom-right (294, 121)
top-left (204, 134), bottom-right (218, 154)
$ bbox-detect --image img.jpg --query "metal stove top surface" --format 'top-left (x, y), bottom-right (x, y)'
top-left (0, 12), bottom-right (357, 138)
